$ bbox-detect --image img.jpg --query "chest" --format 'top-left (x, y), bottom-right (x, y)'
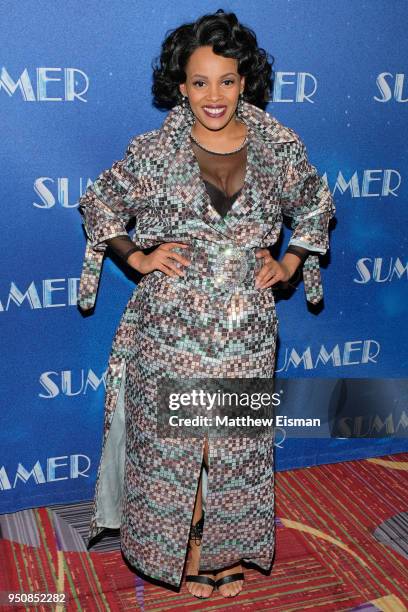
top-left (191, 141), bottom-right (247, 218)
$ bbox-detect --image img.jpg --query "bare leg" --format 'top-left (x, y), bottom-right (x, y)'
top-left (185, 437), bottom-right (214, 598)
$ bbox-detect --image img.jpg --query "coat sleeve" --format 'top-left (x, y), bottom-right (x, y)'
top-left (77, 136), bottom-right (141, 311)
top-left (279, 136), bottom-right (336, 305)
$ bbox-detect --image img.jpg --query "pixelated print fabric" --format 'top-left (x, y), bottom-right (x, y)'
top-left (77, 101), bottom-right (335, 587)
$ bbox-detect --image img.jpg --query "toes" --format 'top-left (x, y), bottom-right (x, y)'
top-left (188, 585), bottom-right (213, 599)
top-left (218, 579), bottom-right (243, 598)
top-left (186, 572), bottom-right (215, 599)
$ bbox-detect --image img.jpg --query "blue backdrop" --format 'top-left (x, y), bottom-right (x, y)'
top-left (1, 0), bottom-right (407, 513)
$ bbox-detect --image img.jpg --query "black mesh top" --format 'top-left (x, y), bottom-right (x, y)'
top-left (105, 137), bottom-right (311, 266)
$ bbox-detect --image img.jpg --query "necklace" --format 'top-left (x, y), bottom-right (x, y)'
top-left (189, 124), bottom-right (248, 156)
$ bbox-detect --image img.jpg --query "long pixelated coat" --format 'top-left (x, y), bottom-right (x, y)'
top-left (77, 100), bottom-right (335, 587)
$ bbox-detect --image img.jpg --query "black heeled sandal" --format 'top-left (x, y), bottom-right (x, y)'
top-left (185, 512), bottom-right (216, 598)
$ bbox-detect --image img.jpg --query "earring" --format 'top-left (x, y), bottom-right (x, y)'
top-left (236, 91), bottom-right (245, 117)
top-left (180, 95), bottom-right (195, 125)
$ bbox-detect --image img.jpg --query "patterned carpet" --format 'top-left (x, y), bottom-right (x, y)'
top-left (1, 452), bottom-right (407, 611)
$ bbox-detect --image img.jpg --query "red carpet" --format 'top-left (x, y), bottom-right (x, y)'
top-left (1, 452), bottom-right (407, 611)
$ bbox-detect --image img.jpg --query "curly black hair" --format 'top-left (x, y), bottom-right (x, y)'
top-left (151, 9), bottom-right (274, 110)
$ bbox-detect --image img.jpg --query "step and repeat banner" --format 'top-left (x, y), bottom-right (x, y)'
top-left (1, 0), bottom-right (407, 513)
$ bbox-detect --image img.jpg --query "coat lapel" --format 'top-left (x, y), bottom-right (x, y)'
top-left (157, 101), bottom-right (296, 238)
top-left (173, 129), bottom-right (258, 238)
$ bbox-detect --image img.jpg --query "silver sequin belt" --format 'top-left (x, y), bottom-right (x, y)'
top-left (171, 240), bottom-right (264, 293)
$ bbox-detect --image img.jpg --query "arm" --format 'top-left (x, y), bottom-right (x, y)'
top-left (279, 137), bottom-right (336, 304)
top-left (105, 235), bottom-right (142, 262)
top-left (280, 245), bottom-right (311, 278)
top-left (77, 136), bottom-right (142, 310)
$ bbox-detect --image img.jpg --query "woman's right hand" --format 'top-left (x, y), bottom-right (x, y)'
top-left (127, 242), bottom-right (191, 277)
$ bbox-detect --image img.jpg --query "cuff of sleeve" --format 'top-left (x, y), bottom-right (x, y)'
top-left (86, 229), bottom-right (130, 252)
top-left (81, 213), bottom-right (131, 252)
top-left (288, 238), bottom-right (327, 254)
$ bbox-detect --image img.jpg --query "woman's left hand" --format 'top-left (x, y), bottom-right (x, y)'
top-left (254, 248), bottom-right (292, 289)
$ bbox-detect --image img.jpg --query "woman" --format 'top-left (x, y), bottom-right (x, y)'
top-left (77, 9), bottom-right (335, 600)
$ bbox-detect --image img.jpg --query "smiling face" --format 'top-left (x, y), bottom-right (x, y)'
top-left (179, 45), bottom-right (245, 132)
